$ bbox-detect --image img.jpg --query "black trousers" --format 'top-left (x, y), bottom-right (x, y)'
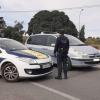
top-left (57, 53), bottom-right (68, 78)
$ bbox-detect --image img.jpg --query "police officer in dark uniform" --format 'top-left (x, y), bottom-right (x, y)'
top-left (54, 31), bottom-right (69, 79)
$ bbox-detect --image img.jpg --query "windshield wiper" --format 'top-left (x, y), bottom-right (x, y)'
top-left (10, 49), bottom-right (27, 51)
top-left (76, 44), bottom-right (86, 46)
top-left (71, 44), bottom-right (87, 46)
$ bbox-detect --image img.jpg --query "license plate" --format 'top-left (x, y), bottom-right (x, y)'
top-left (93, 58), bottom-right (100, 62)
top-left (42, 63), bottom-right (51, 68)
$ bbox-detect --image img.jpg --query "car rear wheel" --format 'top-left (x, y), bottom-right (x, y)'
top-left (2, 63), bottom-right (19, 82)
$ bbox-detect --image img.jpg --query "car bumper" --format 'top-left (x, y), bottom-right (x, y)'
top-left (18, 62), bottom-right (53, 77)
top-left (51, 57), bottom-right (100, 67)
top-left (2, 58), bottom-right (53, 78)
top-left (71, 58), bottom-right (100, 67)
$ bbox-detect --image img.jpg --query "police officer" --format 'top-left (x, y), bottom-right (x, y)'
top-left (54, 31), bottom-right (69, 79)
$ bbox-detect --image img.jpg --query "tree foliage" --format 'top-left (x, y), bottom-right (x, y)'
top-left (85, 37), bottom-right (100, 49)
top-left (86, 37), bottom-right (100, 44)
top-left (2, 22), bottom-right (24, 42)
top-left (0, 17), bottom-right (6, 37)
top-left (0, 17), bottom-right (6, 29)
top-left (14, 22), bottom-right (23, 32)
top-left (28, 10), bottom-right (78, 37)
top-left (79, 25), bottom-right (85, 42)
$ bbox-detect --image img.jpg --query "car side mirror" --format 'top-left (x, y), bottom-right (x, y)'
top-left (51, 44), bottom-right (55, 47)
top-left (0, 50), bottom-right (2, 53)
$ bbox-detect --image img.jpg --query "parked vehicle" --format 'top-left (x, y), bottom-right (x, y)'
top-left (25, 32), bottom-right (100, 69)
top-left (0, 38), bottom-right (53, 82)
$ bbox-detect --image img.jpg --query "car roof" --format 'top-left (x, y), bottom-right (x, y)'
top-left (0, 38), bottom-right (16, 43)
top-left (0, 38), bottom-right (11, 41)
top-left (29, 33), bottom-right (72, 38)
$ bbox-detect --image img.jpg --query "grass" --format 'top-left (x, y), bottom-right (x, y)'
top-left (89, 44), bottom-right (100, 50)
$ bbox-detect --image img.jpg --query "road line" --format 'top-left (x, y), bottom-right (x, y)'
top-left (32, 82), bottom-right (80, 100)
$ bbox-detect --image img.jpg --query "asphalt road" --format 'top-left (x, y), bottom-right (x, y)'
top-left (0, 66), bottom-right (100, 100)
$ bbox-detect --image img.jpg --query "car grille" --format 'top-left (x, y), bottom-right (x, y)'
top-left (85, 61), bottom-right (100, 64)
top-left (89, 54), bottom-right (100, 58)
top-left (25, 67), bottom-right (53, 75)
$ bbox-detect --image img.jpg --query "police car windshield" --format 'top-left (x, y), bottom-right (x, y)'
top-left (0, 39), bottom-right (28, 51)
top-left (55, 34), bottom-right (85, 46)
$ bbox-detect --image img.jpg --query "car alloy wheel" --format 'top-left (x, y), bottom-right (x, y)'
top-left (2, 63), bottom-right (19, 82)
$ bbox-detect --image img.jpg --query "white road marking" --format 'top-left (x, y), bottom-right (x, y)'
top-left (32, 82), bottom-right (80, 100)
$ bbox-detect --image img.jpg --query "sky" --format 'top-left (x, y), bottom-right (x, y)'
top-left (0, 0), bottom-right (100, 38)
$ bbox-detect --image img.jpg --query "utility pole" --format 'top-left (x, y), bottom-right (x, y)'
top-left (79, 9), bottom-right (84, 32)
top-left (78, 9), bottom-right (84, 38)
top-left (0, 5), bottom-right (1, 36)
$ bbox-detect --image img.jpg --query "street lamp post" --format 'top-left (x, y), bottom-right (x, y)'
top-left (79, 9), bottom-right (84, 32)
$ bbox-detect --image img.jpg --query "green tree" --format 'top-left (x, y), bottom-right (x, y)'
top-left (96, 37), bottom-right (100, 44)
top-left (2, 21), bottom-right (24, 42)
top-left (79, 25), bottom-right (85, 42)
top-left (0, 17), bottom-right (6, 29)
top-left (28, 10), bottom-right (78, 37)
top-left (85, 37), bottom-right (100, 49)
top-left (14, 21), bottom-right (23, 32)
top-left (0, 17), bottom-right (6, 37)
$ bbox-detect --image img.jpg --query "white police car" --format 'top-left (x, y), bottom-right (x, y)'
top-left (0, 38), bottom-right (53, 82)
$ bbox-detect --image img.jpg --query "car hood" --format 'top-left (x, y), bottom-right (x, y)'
top-left (70, 45), bottom-right (99, 55)
top-left (7, 50), bottom-right (48, 59)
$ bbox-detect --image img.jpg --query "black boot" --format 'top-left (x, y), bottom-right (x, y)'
top-left (64, 73), bottom-right (68, 79)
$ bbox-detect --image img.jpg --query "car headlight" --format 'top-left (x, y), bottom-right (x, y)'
top-left (72, 49), bottom-right (89, 59)
top-left (18, 57), bottom-right (37, 64)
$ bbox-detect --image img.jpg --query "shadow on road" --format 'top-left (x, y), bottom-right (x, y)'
top-left (20, 74), bottom-right (53, 83)
top-left (0, 75), bottom-right (2, 78)
top-left (71, 66), bottom-right (100, 72)
top-left (14, 66), bottom-right (100, 82)
top-left (0, 66), bottom-right (100, 83)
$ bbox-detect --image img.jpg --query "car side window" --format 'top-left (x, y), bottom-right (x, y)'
top-left (27, 36), bottom-right (40, 45)
top-left (27, 35), bottom-right (48, 46)
top-left (27, 36), bottom-right (38, 44)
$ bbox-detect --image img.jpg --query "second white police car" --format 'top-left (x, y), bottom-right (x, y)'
top-left (0, 38), bottom-right (53, 82)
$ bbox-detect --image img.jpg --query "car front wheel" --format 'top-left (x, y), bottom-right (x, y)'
top-left (2, 63), bottom-right (19, 82)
